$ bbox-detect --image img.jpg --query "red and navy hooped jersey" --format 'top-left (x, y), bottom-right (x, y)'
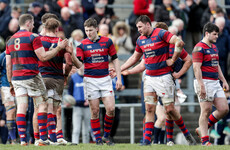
top-left (77, 36), bottom-right (117, 78)
top-left (192, 42), bottom-right (219, 80)
top-left (38, 36), bottom-right (65, 79)
top-left (169, 44), bottom-right (188, 59)
top-left (6, 30), bottom-right (43, 80)
top-left (135, 28), bottom-right (173, 76)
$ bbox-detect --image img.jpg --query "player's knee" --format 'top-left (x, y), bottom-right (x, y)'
top-left (106, 106), bottom-right (115, 115)
top-left (146, 106), bottom-right (155, 114)
top-left (164, 104), bottom-right (175, 115)
top-left (91, 108), bottom-right (99, 118)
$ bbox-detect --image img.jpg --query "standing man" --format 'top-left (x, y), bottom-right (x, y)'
top-left (6, 14), bottom-right (68, 146)
top-left (0, 50), bottom-right (17, 144)
top-left (120, 15), bottom-right (196, 145)
top-left (71, 18), bottom-right (122, 145)
top-left (39, 18), bottom-right (72, 144)
top-left (193, 22), bottom-right (229, 146)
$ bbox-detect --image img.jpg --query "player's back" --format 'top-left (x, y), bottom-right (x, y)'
top-left (39, 36), bottom-right (65, 79)
top-left (6, 30), bottom-right (43, 80)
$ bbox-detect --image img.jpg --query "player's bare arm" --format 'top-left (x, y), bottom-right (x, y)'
top-left (112, 58), bottom-right (122, 90)
top-left (193, 62), bottom-right (206, 100)
top-left (167, 35), bottom-right (184, 66)
top-left (218, 64), bottom-right (229, 91)
top-left (120, 51), bottom-right (143, 72)
top-left (35, 38), bottom-right (68, 62)
top-left (172, 55), bottom-right (192, 79)
top-left (123, 59), bottom-right (146, 76)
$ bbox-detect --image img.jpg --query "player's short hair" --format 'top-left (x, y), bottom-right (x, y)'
top-left (84, 18), bottom-right (98, 28)
top-left (19, 14), bottom-right (33, 26)
top-left (203, 22), bottom-right (219, 36)
top-left (135, 15), bottom-right (152, 26)
top-left (41, 13), bottom-right (59, 24)
top-left (155, 22), bottom-right (168, 30)
top-left (44, 18), bottom-right (61, 32)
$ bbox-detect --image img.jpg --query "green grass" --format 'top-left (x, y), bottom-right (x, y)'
top-left (0, 144), bottom-right (230, 150)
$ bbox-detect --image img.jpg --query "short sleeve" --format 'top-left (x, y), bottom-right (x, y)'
top-left (158, 29), bottom-right (174, 43)
top-left (76, 43), bottom-right (84, 61)
top-left (31, 34), bottom-right (43, 50)
top-left (135, 39), bottom-right (143, 53)
top-left (180, 49), bottom-right (188, 59)
top-left (192, 46), bottom-right (203, 63)
top-left (108, 38), bottom-right (117, 57)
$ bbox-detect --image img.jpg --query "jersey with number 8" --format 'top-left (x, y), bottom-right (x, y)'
top-left (6, 30), bottom-right (43, 80)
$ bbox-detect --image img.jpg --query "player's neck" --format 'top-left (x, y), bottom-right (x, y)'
top-left (45, 32), bottom-right (56, 37)
top-left (20, 27), bottom-right (29, 32)
top-left (147, 28), bottom-right (153, 37)
top-left (202, 38), bottom-right (212, 47)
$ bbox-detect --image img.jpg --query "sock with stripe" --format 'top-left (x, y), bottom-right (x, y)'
top-left (103, 114), bottom-right (114, 138)
top-left (16, 114), bottom-right (27, 142)
top-left (166, 119), bottom-right (174, 142)
top-left (174, 116), bottom-right (190, 137)
top-left (57, 130), bottom-right (64, 139)
top-left (201, 135), bottom-right (209, 145)
top-left (143, 122), bottom-right (154, 144)
top-left (208, 114), bottom-right (219, 128)
top-left (7, 120), bottom-right (17, 141)
top-left (38, 112), bottom-right (48, 141)
top-left (91, 118), bottom-right (102, 142)
top-left (153, 126), bottom-right (161, 144)
top-left (47, 113), bottom-right (57, 142)
top-left (34, 132), bottom-right (39, 140)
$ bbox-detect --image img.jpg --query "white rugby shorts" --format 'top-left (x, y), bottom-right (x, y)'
top-left (12, 73), bottom-right (46, 97)
top-left (83, 76), bottom-right (114, 100)
top-left (194, 79), bottom-right (225, 102)
top-left (144, 74), bottom-right (175, 104)
top-left (1, 86), bottom-right (15, 104)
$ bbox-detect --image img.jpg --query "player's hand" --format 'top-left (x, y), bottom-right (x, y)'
top-left (172, 72), bottom-right (181, 79)
top-left (10, 86), bottom-right (15, 97)
top-left (199, 84), bottom-right (206, 100)
top-left (223, 81), bottom-right (229, 92)
top-left (121, 70), bottom-right (130, 76)
top-left (58, 38), bottom-right (68, 49)
top-left (109, 68), bottom-right (117, 78)
top-left (116, 79), bottom-right (122, 91)
top-left (64, 76), bottom-right (68, 86)
top-left (66, 43), bottom-right (73, 55)
top-left (166, 59), bottom-right (174, 67)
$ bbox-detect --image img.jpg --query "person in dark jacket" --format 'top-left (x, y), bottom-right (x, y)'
top-left (0, 0), bottom-right (11, 33)
top-left (155, 0), bottom-right (181, 26)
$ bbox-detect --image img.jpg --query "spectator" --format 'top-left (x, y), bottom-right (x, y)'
top-left (98, 23), bottom-right (112, 38)
top-left (214, 17), bottom-right (230, 80)
top-left (215, 7), bottom-right (230, 34)
top-left (60, 7), bottom-right (78, 38)
top-left (81, 0), bottom-right (95, 20)
top-left (133, 0), bottom-right (154, 21)
top-left (28, 2), bottom-right (44, 33)
top-left (69, 29), bottom-right (84, 55)
top-left (68, 0), bottom-right (84, 32)
top-left (98, 0), bottom-right (115, 18)
top-left (0, 0), bottom-right (11, 33)
top-left (155, 0), bottom-right (181, 26)
top-left (185, 0), bottom-right (203, 54)
top-left (112, 21), bottom-right (134, 56)
top-left (0, 18), bottom-right (19, 41)
top-left (200, 0), bottom-right (222, 28)
top-left (172, 18), bottom-right (184, 38)
top-left (0, 97), bottom-right (8, 144)
top-left (11, 6), bottom-right (21, 19)
top-left (69, 66), bottom-right (91, 144)
top-left (91, 2), bottom-right (112, 32)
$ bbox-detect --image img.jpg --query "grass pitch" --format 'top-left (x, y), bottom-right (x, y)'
top-left (0, 144), bottom-right (230, 150)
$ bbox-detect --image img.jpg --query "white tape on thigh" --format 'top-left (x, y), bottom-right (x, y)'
top-left (33, 96), bottom-right (45, 107)
top-left (47, 98), bottom-right (53, 104)
top-left (144, 96), bottom-right (157, 105)
top-left (16, 96), bottom-right (28, 104)
top-left (162, 97), bottom-right (174, 105)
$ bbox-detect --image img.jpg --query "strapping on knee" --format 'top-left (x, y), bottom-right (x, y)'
top-left (47, 97), bottom-right (53, 104)
top-left (144, 96), bottom-right (157, 105)
top-left (162, 97), bottom-right (174, 106)
top-left (33, 96), bottom-right (46, 107)
top-left (16, 96), bottom-right (28, 105)
top-left (5, 105), bottom-right (16, 112)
